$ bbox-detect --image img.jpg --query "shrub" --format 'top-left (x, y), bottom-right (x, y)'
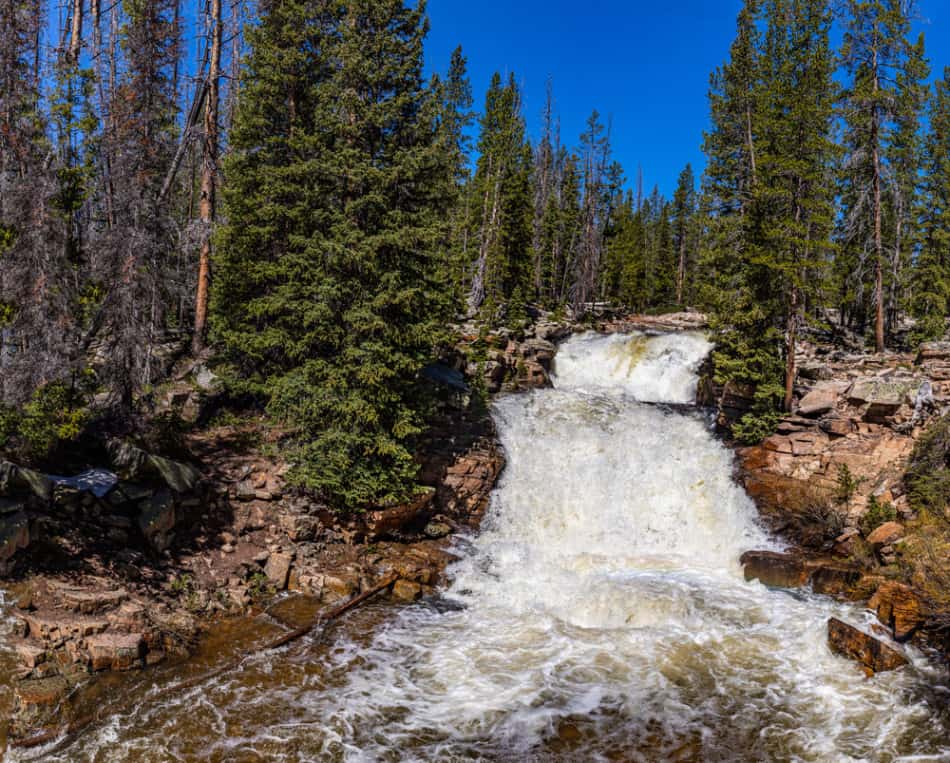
top-left (859, 495), bottom-right (897, 536)
top-left (732, 409), bottom-right (782, 445)
top-left (8, 378), bottom-right (92, 460)
top-left (905, 415), bottom-right (950, 525)
top-left (834, 464), bottom-right (865, 505)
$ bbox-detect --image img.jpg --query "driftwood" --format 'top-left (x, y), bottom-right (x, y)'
top-left (10, 575), bottom-right (399, 751)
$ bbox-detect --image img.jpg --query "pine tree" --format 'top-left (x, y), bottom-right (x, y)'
top-left (911, 68), bottom-right (950, 342)
top-left (432, 45), bottom-right (474, 313)
top-left (702, 0), bottom-right (837, 436)
top-left (466, 72), bottom-right (532, 319)
top-left (671, 163), bottom-right (698, 306)
top-left (213, 0), bottom-right (454, 510)
top-left (838, 0), bottom-right (921, 352)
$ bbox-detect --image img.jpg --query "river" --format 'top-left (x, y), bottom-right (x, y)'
top-left (5, 331), bottom-right (950, 761)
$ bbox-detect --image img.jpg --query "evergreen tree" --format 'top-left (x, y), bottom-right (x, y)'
top-left (466, 72), bottom-right (532, 319)
top-left (702, 0), bottom-right (837, 437)
top-left (213, 0), bottom-right (454, 509)
top-left (671, 163), bottom-right (698, 306)
top-left (837, 0), bottom-right (921, 351)
top-left (911, 69), bottom-right (950, 342)
top-left (435, 45), bottom-right (474, 312)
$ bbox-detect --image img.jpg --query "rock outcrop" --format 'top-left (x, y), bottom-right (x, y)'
top-left (827, 617), bottom-right (908, 675)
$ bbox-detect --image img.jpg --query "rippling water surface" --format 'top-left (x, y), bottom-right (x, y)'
top-left (5, 331), bottom-right (950, 762)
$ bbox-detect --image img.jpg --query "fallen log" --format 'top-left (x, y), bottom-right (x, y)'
top-left (10, 575), bottom-right (399, 751)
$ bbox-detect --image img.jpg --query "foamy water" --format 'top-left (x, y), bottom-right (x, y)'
top-left (8, 332), bottom-right (949, 761)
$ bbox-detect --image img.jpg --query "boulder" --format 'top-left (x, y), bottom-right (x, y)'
top-left (0, 510), bottom-right (30, 563)
top-left (869, 581), bottom-right (925, 642)
top-left (0, 461), bottom-right (52, 500)
top-left (916, 341), bottom-right (950, 364)
top-left (865, 521), bottom-right (904, 548)
top-left (828, 617), bottom-right (908, 674)
top-left (86, 632), bottom-right (145, 671)
top-left (363, 488), bottom-right (435, 541)
top-left (391, 579), bottom-right (423, 602)
top-left (137, 488), bottom-right (177, 552)
top-left (264, 552), bottom-right (293, 590)
top-left (109, 441), bottom-right (201, 494)
top-left (60, 588), bottom-right (128, 615)
top-left (810, 564), bottom-right (863, 598)
top-left (832, 528), bottom-right (861, 557)
top-left (740, 550), bottom-right (810, 588)
top-left (796, 385), bottom-right (838, 417)
top-left (847, 378), bottom-right (919, 421)
top-left (13, 676), bottom-right (70, 725)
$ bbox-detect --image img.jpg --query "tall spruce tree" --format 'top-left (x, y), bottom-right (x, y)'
top-left (671, 163), bottom-right (698, 306)
top-left (838, 0), bottom-right (920, 351)
top-left (702, 0), bottom-right (837, 437)
top-left (213, 0), bottom-right (454, 509)
top-left (466, 72), bottom-right (532, 319)
top-left (911, 68), bottom-right (950, 342)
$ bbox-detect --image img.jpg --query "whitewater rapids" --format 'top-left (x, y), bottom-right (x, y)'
top-left (10, 331), bottom-right (949, 762)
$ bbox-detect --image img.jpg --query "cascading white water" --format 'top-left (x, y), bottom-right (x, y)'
top-left (17, 331), bottom-right (949, 762)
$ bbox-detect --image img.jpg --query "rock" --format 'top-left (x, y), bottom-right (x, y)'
top-left (819, 416), bottom-right (853, 437)
top-left (796, 384), bottom-right (838, 417)
top-left (0, 510), bottom-right (30, 563)
top-left (865, 521), bottom-right (904, 547)
top-left (847, 378), bottom-right (919, 422)
top-left (264, 552), bottom-right (293, 590)
top-left (60, 588), bottom-right (128, 615)
top-left (799, 363), bottom-right (834, 381)
top-left (192, 364), bottom-right (219, 392)
top-left (13, 676), bottom-right (70, 723)
top-left (138, 488), bottom-right (177, 552)
top-left (86, 632), bottom-right (145, 671)
top-left (916, 341), bottom-right (950, 363)
top-left (109, 441), bottom-right (201, 494)
top-left (279, 514), bottom-right (319, 542)
top-left (363, 488), bottom-right (435, 540)
top-left (740, 550), bottom-right (810, 588)
top-left (811, 564), bottom-right (863, 598)
top-left (14, 640), bottom-right (47, 669)
top-left (833, 528), bottom-right (861, 557)
top-left (0, 461), bottom-right (52, 500)
top-left (869, 581), bottom-right (925, 642)
top-left (827, 617), bottom-right (908, 674)
top-left (521, 338), bottom-right (557, 367)
top-left (423, 521), bottom-right (452, 539)
top-left (391, 579), bottom-right (423, 602)
top-left (235, 480), bottom-right (257, 501)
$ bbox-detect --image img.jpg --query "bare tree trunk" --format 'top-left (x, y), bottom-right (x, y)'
top-left (785, 285), bottom-right (798, 413)
top-left (193, 0), bottom-right (222, 353)
top-left (67, 0), bottom-right (83, 64)
top-left (676, 235), bottom-right (686, 306)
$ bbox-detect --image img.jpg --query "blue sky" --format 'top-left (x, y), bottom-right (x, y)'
top-left (424, 1), bottom-right (950, 197)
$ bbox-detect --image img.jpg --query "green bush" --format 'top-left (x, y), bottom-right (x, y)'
top-left (860, 495), bottom-right (897, 536)
top-left (731, 410), bottom-right (782, 445)
top-left (905, 414), bottom-right (950, 523)
top-left (2, 378), bottom-right (92, 460)
top-left (834, 464), bottom-right (865, 505)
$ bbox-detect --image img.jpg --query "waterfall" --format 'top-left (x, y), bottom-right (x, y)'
top-left (19, 331), bottom-right (948, 762)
